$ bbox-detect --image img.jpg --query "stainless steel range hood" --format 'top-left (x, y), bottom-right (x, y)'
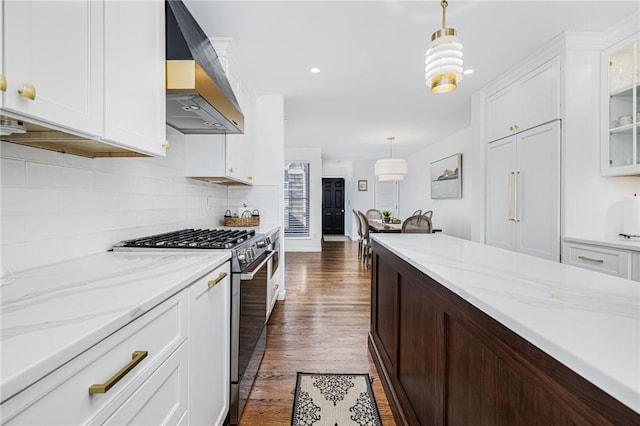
top-left (166, 0), bottom-right (244, 134)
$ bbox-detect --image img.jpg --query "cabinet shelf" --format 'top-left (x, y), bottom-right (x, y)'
top-left (610, 123), bottom-right (636, 134)
top-left (609, 84), bottom-right (634, 98)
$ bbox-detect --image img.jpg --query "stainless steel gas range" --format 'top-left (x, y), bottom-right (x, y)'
top-left (113, 228), bottom-right (273, 424)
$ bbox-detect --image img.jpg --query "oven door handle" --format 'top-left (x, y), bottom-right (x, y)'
top-left (240, 251), bottom-right (275, 280)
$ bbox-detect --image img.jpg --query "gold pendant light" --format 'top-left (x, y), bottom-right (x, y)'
top-left (425, 0), bottom-right (463, 94)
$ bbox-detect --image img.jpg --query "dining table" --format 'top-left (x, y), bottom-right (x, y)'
top-left (368, 219), bottom-right (443, 234)
top-left (368, 220), bottom-right (402, 233)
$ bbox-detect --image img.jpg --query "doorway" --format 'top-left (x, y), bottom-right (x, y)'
top-left (322, 178), bottom-right (345, 235)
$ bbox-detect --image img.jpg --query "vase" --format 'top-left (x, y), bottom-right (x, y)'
top-left (383, 216), bottom-right (390, 223)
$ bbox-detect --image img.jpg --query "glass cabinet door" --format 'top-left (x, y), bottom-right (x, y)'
top-left (604, 40), bottom-right (639, 175)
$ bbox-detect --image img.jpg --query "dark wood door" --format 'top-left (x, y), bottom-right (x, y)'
top-left (322, 178), bottom-right (345, 235)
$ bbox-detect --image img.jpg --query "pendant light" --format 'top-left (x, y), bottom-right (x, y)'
top-left (374, 137), bottom-right (408, 182)
top-left (425, 0), bottom-right (463, 94)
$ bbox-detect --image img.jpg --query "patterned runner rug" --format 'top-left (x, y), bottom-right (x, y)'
top-left (291, 373), bottom-right (382, 426)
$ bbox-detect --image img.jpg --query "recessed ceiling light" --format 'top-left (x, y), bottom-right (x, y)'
top-left (310, 67), bottom-right (320, 74)
top-left (463, 69), bottom-right (474, 75)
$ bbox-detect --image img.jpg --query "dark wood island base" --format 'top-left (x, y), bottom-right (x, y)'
top-left (369, 242), bottom-right (639, 425)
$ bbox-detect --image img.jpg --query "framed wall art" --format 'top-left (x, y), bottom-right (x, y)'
top-left (358, 180), bottom-right (368, 191)
top-left (431, 154), bottom-right (462, 199)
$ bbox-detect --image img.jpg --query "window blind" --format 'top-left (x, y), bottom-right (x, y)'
top-left (284, 162), bottom-right (310, 237)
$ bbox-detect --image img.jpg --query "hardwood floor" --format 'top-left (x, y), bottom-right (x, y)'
top-left (239, 240), bottom-right (397, 425)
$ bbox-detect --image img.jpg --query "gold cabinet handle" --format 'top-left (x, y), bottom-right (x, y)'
top-left (0, 75), bottom-right (6, 92)
top-left (509, 126), bottom-right (514, 132)
top-left (508, 171), bottom-right (515, 221)
top-left (208, 272), bottom-right (228, 287)
top-left (228, 167), bottom-right (234, 173)
top-left (162, 141), bottom-right (171, 150)
top-left (513, 171), bottom-right (520, 222)
top-left (578, 256), bottom-right (604, 264)
top-left (247, 176), bottom-right (253, 181)
top-left (89, 351), bottom-right (148, 395)
top-left (514, 124), bottom-right (520, 131)
top-left (18, 82), bottom-right (36, 100)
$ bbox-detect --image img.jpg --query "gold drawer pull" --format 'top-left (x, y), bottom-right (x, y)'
top-left (208, 272), bottom-right (228, 287)
top-left (162, 141), bottom-right (171, 150)
top-left (0, 75), bottom-right (6, 92)
top-left (578, 255), bottom-right (604, 264)
top-left (18, 82), bottom-right (36, 100)
top-left (89, 351), bottom-right (148, 395)
top-left (228, 167), bottom-right (234, 173)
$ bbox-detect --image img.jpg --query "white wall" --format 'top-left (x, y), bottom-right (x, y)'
top-left (351, 160), bottom-right (376, 240)
top-left (285, 147), bottom-right (322, 252)
top-left (1, 126), bottom-right (228, 273)
top-left (398, 127), bottom-right (474, 240)
top-left (322, 160), bottom-right (353, 237)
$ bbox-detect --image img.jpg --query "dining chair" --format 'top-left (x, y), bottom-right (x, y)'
top-left (358, 211), bottom-right (372, 267)
top-left (401, 214), bottom-right (433, 233)
top-left (412, 209), bottom-right (423, 216)
top-left (352, 209), bottom-right (363, 259)
top-left (365, 209), bottom-right (383, 221)
top-left (423, 210), bottom-right (433, 220)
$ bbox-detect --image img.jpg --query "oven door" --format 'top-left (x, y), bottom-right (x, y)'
top-left (230, 250), bottom-right (274, 424)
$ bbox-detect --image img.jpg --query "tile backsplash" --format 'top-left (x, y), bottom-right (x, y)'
top-left (1, 137), bottom-right (228, 273)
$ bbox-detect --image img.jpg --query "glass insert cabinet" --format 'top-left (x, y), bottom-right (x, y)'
top-left (603, 37), bottom-right (640, 176)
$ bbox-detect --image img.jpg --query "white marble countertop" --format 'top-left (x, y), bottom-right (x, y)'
top-left (371, 233), bottom-right (640, 413)
top-left (563, 236), bottom-right (640, 252)
top-left (0, 251), bottom-right (230, 402)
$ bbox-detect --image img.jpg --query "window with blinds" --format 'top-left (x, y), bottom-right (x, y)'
top-left (284, 162), bottom-right (310, 237)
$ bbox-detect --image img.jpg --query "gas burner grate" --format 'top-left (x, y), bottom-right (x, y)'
top-left (120, 228), bottom-right (256, 249)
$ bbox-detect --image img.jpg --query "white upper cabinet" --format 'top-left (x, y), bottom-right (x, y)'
top-left (2, 0), bottom-right (103, 137)
top-left (104, 0), bottom-right (166, 156)
top-left (1, 0), bottom-right (166, 158)
top-left (185, 39), bottom-right (254, 185)
top-left (601, 35), bottom-right (640, 176)
top-left (185, 131), bottom-right (253, 186)
top-left (486, 58), bottom-right (560, 142)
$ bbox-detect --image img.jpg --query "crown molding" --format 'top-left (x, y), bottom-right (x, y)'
top-left (602, 13), bottom-right (640, 49)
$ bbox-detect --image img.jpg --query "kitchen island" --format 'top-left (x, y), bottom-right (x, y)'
top-left (369, 234), bottom-right (639, 425)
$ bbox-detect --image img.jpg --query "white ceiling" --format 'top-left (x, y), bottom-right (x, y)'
top-left (184, 0), bottom-right (639, 161)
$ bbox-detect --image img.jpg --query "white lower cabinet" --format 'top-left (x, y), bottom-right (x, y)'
top-left (633, 252), bottom-right (640, 281)
top-left (188, 262), bottom-right (231, 426)
top-left (2, 291), bottom-right (188, 425)
top-left (102, 342), bottom-right (189, 425)
top-left (1, 260), bottom-right (232, 425)
top-left (562, 240), bottom-right (639, 281)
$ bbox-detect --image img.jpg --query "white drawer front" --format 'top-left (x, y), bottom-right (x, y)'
top-left (100, 342), bottom-right (188, 426)
top-left (2, 292), bottom-right (187, 425)
top-left (563, 243), bottom-right (631, 279)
